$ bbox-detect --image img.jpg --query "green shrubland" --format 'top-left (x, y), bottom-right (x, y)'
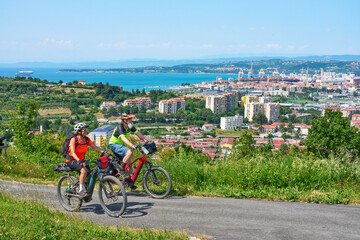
top-left (1, 134), bottom-right (359, 204)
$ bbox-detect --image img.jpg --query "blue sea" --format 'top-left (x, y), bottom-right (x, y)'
top-left (0, 67), bottom-right (238, 91)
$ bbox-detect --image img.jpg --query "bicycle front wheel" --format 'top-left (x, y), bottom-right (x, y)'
top-left (98, 175), bottom-right (127, 217)
top-left (143, 166), bottom-right (172, 199)
top-left (57, 174), bottom-right (82, 212)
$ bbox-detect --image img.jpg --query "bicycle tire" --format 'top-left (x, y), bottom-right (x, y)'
top-left (57, 174), bottom-right (82, 212)
top-left (142, 166), bottom-right (172, 199)
top-left (98, 175), bottom-right (127, 217)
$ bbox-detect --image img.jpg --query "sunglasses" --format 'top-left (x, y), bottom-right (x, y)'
top-left (81, 129), bottom-right (88, 132)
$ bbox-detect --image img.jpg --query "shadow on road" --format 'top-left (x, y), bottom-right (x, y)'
top-left (80, 203), bottom-right (106, 215)
top-left (122, 201), bottom-right (154, 218)
top-left (79, 199), bottom-right (154, 218)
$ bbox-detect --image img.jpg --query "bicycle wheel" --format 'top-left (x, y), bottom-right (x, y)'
top-left (57, 174), bottom-right (82, 212)
top-left (98, 175), bottom-right (127, 217)
top-left (143, 166), bottom-right (172, 199)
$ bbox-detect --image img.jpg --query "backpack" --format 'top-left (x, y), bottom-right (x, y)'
top-left (60, 133), bottom-right (89, 158)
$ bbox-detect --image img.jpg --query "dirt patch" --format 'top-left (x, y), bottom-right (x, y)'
top-left (39, 108), bottom-right (71, 115)
top-left (63, 88), bottom-right (95, 93)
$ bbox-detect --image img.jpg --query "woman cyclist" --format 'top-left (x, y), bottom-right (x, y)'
top-left (66, 122), bottom-right (104, 198)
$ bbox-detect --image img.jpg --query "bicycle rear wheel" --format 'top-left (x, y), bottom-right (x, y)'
top-left (98, 175), bottom-right (127, 217)
top-left (143, 166), bottom-right (172, 199)
top-left (57, 174), bottom-right (82, 212)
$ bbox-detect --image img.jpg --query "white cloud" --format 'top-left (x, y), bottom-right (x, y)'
top-left (264, 43), bottom-right (282, 50)
top-left (249, 27), bottom-right (255, 31)
top-left (40, 38), bottom-right (73, 48)
top-left (287, 45), bottom-right (295, 50)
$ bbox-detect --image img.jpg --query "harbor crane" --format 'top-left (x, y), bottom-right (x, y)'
top-left (259, 68), bottom-right (265, 77)
top-left (272, 68), bottom-right (279, 76)
top-left (238, 68), bottom-right (244, 80)
top-left (248, 64), bottom-right (253, 77)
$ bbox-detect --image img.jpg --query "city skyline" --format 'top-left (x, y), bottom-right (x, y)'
top-left (1, 0), bottom-right (359, 63)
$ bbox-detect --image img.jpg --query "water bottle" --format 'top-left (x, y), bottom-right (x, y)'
top-left (142, 146), bottom-right (149, 154)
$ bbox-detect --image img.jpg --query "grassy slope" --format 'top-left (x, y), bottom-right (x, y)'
top-left (0, 193), bottom-right (189, 240)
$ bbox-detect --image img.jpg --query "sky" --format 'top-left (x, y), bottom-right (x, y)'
top-left (0, 0), bottom-right (359, 63)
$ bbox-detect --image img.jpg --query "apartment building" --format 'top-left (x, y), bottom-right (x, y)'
top-left (123, 97), bottom-right (151, 109)
top-left (258, 96), bottom-right (272, 103)
top-left (100, 101), bottom-right (117, 109)
top-left (206, 92), bottom-right (238, 114)
top-left (245, 102), bottom-right (280, 122)
top-left (88, 125), bottom-right (115, 148)
top-left (220, 114), bottom-right (243, 130)
top-left (321, 106), bottom-right (341, 116)
top-left (351, 114), bottom-right (360, 129)
top-left (241, 95), bottom-right (258, 106)
top-left (159, 97), bottom-right (185, 113)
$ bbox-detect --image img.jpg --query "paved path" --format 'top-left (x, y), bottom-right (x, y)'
top-left (1, 180), bottom-right (360, 240)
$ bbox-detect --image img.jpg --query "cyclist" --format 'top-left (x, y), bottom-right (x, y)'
top-left (109, 113), bottom-right (148, 189)
top-left (66, 122), bottom-right (105, 197)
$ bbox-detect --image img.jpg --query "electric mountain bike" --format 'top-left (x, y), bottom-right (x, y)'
top-left (55, 156), bottom-right (127, 217)
top-left (110, 141), bottom-right (172, 199)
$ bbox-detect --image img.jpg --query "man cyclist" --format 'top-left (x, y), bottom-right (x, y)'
top-left (66, 122), bottom-right (104, 197)
top-left (109, 113), bottom-right (148, 189)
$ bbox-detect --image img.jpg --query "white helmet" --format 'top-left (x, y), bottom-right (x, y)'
top-left (74, 122), bottom-right (89, 132)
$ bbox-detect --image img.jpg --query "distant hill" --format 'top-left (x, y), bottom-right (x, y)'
top-left (1, 55), bottom-right (359, 69)
top-left (58, 58), bottom-right (360, 75)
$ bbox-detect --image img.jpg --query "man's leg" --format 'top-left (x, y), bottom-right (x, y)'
top-left (122, 149), bottom-right (133, 175)
top-left (110, 144), bottom-right (132, 175)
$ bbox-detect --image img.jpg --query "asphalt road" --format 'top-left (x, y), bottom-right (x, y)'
top-left (1, 180), bottom-right (360, 240)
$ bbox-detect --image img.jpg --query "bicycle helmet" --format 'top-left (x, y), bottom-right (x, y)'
top-left (121, 113), bottom-right (135, 120)
top-left (74, 122), bottom-right (89, 132)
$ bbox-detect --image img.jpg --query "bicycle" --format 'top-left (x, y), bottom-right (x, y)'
top-left (55, 155), bottom-right (127, 217)
top-left (109, 141), bottom-right (172, 199)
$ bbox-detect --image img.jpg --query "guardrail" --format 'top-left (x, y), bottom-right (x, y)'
top-left (0, 139), bottom-right (8, 160)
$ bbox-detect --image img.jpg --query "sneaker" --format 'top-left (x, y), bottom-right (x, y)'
top-left (112, 162), bottom-right (129, 178)
top-left (125, 179), bottom-right (138, 190)
top-left (118, 168), bottom-right (129, 179)
top-left (78, 190), bottom-right (88, 199)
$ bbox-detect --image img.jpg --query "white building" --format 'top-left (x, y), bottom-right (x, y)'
top-left (88, 125), bottom-right (115, 147)
top-left (205, 92), bottom-right (238, 114)
top-left (123, 97), bottom-right (151, 109)
top-left (258, 96), bottom-right (272, 103)
top-left (264, 103), bottom-right (280, 123)
top-left (265, 90), bottom-right (289, 97)
top-left (100, 101), bottom-right (118, 109)
top-left (202, 124), bottom-right (216, 131)
top-left (159, 97), bottom-right (185, 114)
top-left (220, 115), bottom-right (243, 130)
top-left (245, 102), bottom-right (280, 122)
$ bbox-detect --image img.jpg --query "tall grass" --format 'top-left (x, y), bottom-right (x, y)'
top-left (155, 148), bottom-right (360, 204)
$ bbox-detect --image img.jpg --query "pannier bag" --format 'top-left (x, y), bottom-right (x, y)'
top-left (97, 156), bottom-right (109, 169)
top-left (53, 162), bottom-right (72, 172)
top-left (143, 141), bottom-right (157, 154)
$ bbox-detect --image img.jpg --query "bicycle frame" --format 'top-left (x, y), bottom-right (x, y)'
top-left (123, 154), bottom-right (152, 183)
top-left (64, 164), bottom-right (107, 200)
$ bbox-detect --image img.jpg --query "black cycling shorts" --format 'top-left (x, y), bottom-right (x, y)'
top-left (67, 160), bottom-right (89, 172)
